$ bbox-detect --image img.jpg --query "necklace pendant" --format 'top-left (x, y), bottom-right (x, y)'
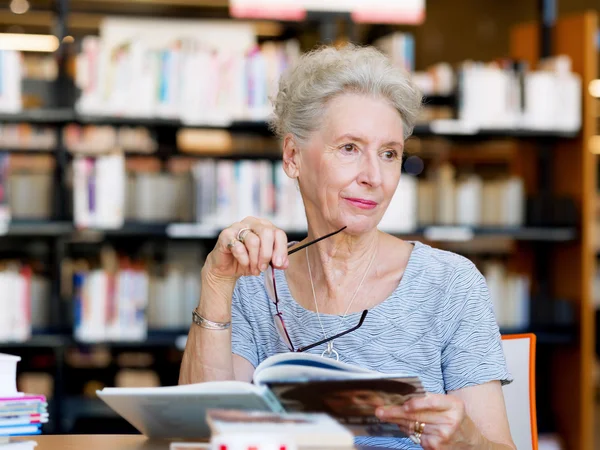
top-left (321, 342), bottom-right (339, 361)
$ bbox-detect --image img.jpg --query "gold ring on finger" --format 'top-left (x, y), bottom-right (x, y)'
top-left (414, 421), bottom-right (425, 434)
top-left (236, 227), bottom-right (253, 243)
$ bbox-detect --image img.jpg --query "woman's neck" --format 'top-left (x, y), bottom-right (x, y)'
top-left (303, 227), bottom-right (379, 312)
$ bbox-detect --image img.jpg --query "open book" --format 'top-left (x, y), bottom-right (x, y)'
top-left (97, 352), bottom-right (425, 440)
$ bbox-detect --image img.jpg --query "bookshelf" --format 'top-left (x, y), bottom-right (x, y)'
top-left (509, 10), bottom-right (598, 450)
top-left (0, 2), bottom-right (597, 449)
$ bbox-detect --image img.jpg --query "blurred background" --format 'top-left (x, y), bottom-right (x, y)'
top-left (0, 0), bottom-right (598, 449)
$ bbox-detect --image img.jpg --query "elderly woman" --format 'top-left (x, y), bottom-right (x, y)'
top-left (179, 44), bottom-right (515, 450)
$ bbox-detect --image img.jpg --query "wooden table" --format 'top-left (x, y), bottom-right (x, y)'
top-left (13, 435), bottom-right (389, 450)
top-left (13, 435), bottom-right (191, 450)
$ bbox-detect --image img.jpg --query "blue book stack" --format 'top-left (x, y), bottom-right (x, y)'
top-left (0, 353), bottom-right (48, 449)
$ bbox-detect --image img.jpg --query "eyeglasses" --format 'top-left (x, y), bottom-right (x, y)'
top-left (263, 226), bottom-right (369, 353)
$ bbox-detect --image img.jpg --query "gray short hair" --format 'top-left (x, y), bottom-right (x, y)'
top-left (269, 44), bottom-right (423, 144)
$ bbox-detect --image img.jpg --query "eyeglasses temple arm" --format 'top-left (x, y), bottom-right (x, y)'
top-left (296, 309), bottom-right (368, 353)
top-left (287, 226), bottom-right (347, 256)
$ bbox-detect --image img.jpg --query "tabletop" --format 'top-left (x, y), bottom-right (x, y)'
top-left (13, 435), bottom-right (185, 450)
top-left (11, 435), bottom-right (395, 450)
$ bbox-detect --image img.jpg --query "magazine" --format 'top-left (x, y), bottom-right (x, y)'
top-left (96, 352), bottom-right (424, 439)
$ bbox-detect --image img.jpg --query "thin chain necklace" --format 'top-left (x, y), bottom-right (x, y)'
top-left (306, 235), bottom-right (378, 360)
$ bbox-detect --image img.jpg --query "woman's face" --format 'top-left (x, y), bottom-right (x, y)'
top-left (292, 93), bottom-right (405, 235)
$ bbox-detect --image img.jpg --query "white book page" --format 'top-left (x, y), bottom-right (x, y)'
top-left (254, 365), bottom-right (402, 385)
top-left (96, 381), bottom-right (273, 439)
top-left (254, 353), bottom-right (374, 385)
top-left (253, 353), bottom-right (420, 385)
top-left (98, 380), bottom-right (257, 396)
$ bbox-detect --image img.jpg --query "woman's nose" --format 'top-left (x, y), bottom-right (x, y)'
top-left (358, 155), bottom-right (383, 187)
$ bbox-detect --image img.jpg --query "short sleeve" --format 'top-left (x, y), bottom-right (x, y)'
top-left (231, 278), bottom-right (260, 368)
top-left (441, 264), bottom-right (513, 392)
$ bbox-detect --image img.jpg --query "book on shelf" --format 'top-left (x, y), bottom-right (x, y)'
top-left (68, 152), bottom-right (529, 233)
top-left (7, 154), bottom-right (54, 221)
top-left (451, 56), bottom-right (580, 132)
top-left (73, 153), bottom-right (126, 229)
top-left (69, 242), bottom-right (204, 340)
top-left (0, 124), bottom-right (56, 151)
top-left (410, 55), bottom-right (581, 133)
top-left (75, 17), bottom-right (300, 125)
top-left (73, 253), bottom-right (149, 343)
top-left (417, 164), bottom-right (525, 229)
top-left (0, 50), bottom-right (22, 114)
top-left (96, 352), bottom-right (424, 440)
top-left (482, 261), bottom-right (530, 329)
top-left (64, 124), bottom-right (158, 155)
top-left (412, 62), bottom-right (455, 97)
top-left (0, 264), bottom-right (50, 343)
top-left (373, 32), bottom-right (415, 73)
top-left (0, 155), bottom-right (10, 227)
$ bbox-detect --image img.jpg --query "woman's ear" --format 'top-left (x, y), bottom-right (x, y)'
top-left (282, 134), bottom-right (301, 179)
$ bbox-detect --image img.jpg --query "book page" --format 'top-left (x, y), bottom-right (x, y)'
top-left (98, 380), bottom-right (257, 396)
top-left (253, 352), bottom-right (417, 385)
top-left (96, 381), bottom-right (275, 439)
top-left (263, 378), bottom-right (425, 438)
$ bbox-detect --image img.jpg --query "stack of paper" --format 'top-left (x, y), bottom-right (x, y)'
top-left (0, 353), bottom-right (47, 449)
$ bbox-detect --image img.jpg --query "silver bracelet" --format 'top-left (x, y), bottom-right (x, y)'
top-left (192, 308), bottom-right (231, 330)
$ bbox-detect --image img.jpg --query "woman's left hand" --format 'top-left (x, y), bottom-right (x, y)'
top-left (375, 393), bottom-right (481, 450)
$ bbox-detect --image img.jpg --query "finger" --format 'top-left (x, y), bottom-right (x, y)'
top-left (243, 231), bottom-right (261, 275)
top-left (403, 394), bottom-right (452, 413)
top-left (230, 239), bottom-right (251, 272)
top-left (217, 225), bottom-right (240, 253)
top-left (273, 229), bottom-right (289, 269)
top-left (375, 400), bottom-right (447, 423)
top-left (376, 415), bottom-right (444, 444)
top-left (385, 418), bottom-right (434, 438)
top-left (254, 226), bottom-right (274, 273)
top-left (378, 408), bottom-right (456, 433)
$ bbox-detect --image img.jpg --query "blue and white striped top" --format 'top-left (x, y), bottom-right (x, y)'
top-left (231, 240), bottom-right (512, 449)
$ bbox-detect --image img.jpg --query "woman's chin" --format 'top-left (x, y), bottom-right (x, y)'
top-left (335, 217), bottom-right (380, 235)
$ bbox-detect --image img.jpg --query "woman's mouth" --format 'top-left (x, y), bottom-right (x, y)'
top-left (343, 197), bottom-right (378, 210)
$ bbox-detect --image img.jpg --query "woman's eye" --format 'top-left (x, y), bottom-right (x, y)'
top-left (342, 144), bottom-right (356, 153)
top-left (382, 150), bottom-right (397, 160)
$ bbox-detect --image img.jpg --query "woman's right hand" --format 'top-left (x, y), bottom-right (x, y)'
top-left (203, 217), bottom-right (290, 283)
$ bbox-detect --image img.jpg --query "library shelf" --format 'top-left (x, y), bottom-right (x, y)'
top-left (412, 225), bottom-right (577, 242)
top-left (5, 220), bottom-right (73, 237)
top-left (0, 109), bottom-right (75, 124)
top-left (0, 330), bottom-right (189, 350)
top-left (75, 116), bottom-right (583, 140)
top-left (0, 109), bottom-right (583, 141)
top-left (1, 221), bottom-right (579, 242)
top-left (0, 148), bottom-right (57, 154)
top-left (411, 123), bottom-right (579, 139)
top-left (75, 114), bottom-right (274, 135)
top-left (144, 224), bottom-right (581, 242)
top-left (0, 334), bottom-right (68, 349)
top-left (0, 325), bottom-right (575, 349)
